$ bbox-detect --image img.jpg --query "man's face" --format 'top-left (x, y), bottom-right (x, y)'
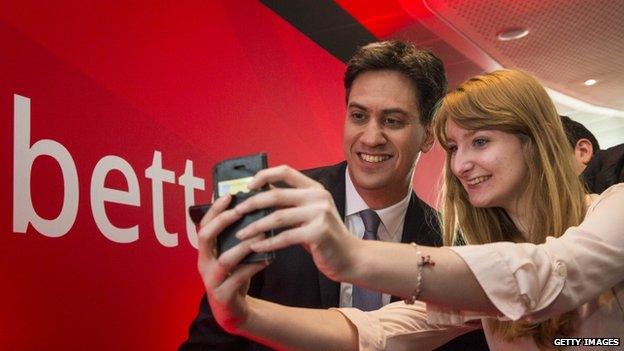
top-left (343, 70), bottom-right (432, 199)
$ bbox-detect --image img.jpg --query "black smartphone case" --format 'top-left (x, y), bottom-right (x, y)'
top-left (212, 153), bottom-right (274, 264)
top-left (189, 204), bottom-right (211, 225)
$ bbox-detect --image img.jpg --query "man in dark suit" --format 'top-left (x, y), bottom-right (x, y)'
top-left (180, 40), bottom-right (487, 350)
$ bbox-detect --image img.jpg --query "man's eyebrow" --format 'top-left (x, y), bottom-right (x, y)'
top-left (380, 108), bottom-right (409, 116)
top-left (347, 102), bottom-right (368, 111)
top-left (348, 103), bottom-right (411, 115)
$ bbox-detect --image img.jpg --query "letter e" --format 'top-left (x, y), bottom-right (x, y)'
top-left (91, 156), bottom-right (140, 243)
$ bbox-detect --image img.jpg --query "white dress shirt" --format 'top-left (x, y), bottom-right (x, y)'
top-left (340, 166), bottom-right (412, 308)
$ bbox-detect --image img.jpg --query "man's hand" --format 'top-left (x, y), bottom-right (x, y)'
top-left (235, 165), bottom-right (360, 282)
top-left (196, 194), bottom-right (267, 334)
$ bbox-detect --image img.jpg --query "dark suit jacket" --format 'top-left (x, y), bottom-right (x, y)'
top-left (582, 143), bottom-right (624, 194)
top-left (179, 161), bottom-right (487, 350)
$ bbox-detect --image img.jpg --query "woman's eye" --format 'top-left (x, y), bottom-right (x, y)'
top-left (447, 145), bottom-right (458, 154)
top-left (473, 138), bottom-right (489, 147)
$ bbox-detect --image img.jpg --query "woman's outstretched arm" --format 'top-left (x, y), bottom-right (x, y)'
top-left (236, 166), bottom-right (624, 321)
top-left (239, 298), bottom-right (358, 351)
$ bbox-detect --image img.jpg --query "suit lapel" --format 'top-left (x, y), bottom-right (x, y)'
top-left (401, 192), bottom-right (442, 246)
top-left (401, 192), bottom-right (420, 244)
top-left (307, 162), bottom-right (346, 308)
top-left (324, 164), bottom-right (346, 219)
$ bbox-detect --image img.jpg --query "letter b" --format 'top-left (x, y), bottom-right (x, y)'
top-left (13, 94), bottom-right (79, 237)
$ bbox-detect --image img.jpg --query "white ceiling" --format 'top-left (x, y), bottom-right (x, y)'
top-left (393, 0), bottom-right (624, 148)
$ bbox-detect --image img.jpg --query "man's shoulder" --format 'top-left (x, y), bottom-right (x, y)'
top-left (406, 191), bottom-right (437, 216)
top-left (599, 143), bottom-right (624, 171)
top-left (584, 143), bottom-right (624, 193)
top-left (301, 161), bottom-right (347, 186)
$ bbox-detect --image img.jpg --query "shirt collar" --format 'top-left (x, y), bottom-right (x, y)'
top-left (345, 166), bottom-right (412, 239)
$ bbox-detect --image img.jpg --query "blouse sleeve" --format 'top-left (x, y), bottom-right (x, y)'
top-left (334, 301), bottom-right (478, 351)
top-left (435, 183), bottom-right (624, 323)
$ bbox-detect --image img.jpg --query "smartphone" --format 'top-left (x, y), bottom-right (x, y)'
top-left (189, 153), bottom-right (274, 264)
top-left (188, 203), bottom-right (211, 225)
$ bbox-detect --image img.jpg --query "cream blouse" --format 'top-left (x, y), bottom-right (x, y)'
top-left (337, 183), bottom-right (624, 350)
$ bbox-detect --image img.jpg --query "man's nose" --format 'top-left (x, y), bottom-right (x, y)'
top-left (359, 120), bottom-right (386, 146)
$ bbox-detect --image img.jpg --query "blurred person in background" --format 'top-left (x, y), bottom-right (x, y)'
top-left (560, 115), bottom-right (624, 193)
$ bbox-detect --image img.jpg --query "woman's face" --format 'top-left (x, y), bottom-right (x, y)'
top-left (445, 120), bottom-right (528, 211)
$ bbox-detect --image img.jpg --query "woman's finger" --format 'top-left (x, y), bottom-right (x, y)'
top-left (197, 207), bottom-right (243, 246)
top-left (235, 187), bottom-right (330, 215)
top-left (249, 224), bottom-right (315, 253)
top-left (213, 262), bottom-right (267, 301)
top-left (248, 165), bottom-right (324, 190)
top-left (201, 235), bottom-right (259, 290)
top-left (216, 235), bottom-right (264, 272)
top-left (235, 205), bottom-right (317, 240)
top-left (200, 194), bottom-right (232, 226)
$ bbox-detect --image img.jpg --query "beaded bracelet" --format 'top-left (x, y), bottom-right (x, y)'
top-left (403, 242), bottom-right (435, 305)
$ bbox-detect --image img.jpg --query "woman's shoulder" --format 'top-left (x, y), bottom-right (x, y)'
top-left (586, 183), bottom-right (624, 214)
top-left (591, 182), bottom-right (624, 199)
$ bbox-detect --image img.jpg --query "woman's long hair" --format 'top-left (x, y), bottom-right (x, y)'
top-left (433, 70), bottom-right (587, 348)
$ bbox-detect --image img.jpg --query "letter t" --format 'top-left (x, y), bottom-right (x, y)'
top-left (145, 151), bottom-right (177, 247)
top-left (178, 160), bottom-right (205, 248)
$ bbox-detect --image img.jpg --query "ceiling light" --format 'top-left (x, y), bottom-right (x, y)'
top-left (496, 27), bottom-right (529, 41)
top-left (584, 79), bottom-right (597, 86)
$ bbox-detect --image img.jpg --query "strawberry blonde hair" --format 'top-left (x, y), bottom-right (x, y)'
top-left (433, 70), bottom-right (587, 348)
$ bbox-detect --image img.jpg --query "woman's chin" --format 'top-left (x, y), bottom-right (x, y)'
top-left (467, 196), bottom-right (493, 209)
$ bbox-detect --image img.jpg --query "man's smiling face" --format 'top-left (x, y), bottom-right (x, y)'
top-left (343, 70), bottom-right (432, 204)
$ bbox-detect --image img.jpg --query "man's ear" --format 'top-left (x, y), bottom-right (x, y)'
top-left (574, 138), bottom-right (594, 166)
top-left (420, 127), bottom-right (435, 153)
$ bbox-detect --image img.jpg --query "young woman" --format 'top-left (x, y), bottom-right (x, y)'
top-left (197, 70), bottom-right (624, 350)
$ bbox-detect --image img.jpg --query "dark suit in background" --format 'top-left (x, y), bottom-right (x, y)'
top-left (582, 143), bottom-right (624, 194)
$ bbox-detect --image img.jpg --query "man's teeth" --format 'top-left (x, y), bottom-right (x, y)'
top-left (467, 176), bottom-right (490, 185)
top-left (360, 154), bottom-right (390, 163)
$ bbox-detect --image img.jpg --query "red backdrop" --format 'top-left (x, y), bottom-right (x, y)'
top-left (0, 1), bottom-right (443, 349)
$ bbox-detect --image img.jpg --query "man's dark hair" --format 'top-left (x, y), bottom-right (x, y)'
top-left (344, 40), bottom-right (447, 127)
top-left (560, 115), bottom-right (601, 151)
